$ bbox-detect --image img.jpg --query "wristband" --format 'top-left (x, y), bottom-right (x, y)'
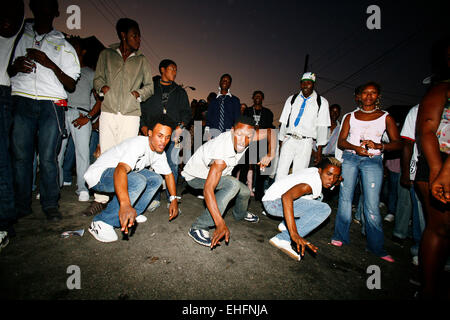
top-left (169, 195), bottom-right (180, 202)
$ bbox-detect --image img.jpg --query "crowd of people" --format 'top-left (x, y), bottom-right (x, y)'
top-left (0, 0), bottom-right (449, 299)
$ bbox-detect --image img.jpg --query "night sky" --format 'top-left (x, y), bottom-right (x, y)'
top-left (25, 0), bottom-right (447, 122)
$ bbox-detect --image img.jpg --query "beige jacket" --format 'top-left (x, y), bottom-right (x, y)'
top-left (94, 43), bottom-right (153, 116)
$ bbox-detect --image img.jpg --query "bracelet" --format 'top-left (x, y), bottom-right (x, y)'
top-left (169, 195), bottom-right (180, 202)
top-left (380, 144), bottom-right (384, 152)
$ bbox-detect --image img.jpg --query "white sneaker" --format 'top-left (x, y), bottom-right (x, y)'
top-left (412, 256), bottom-right (419, 266)
top-left (78, 191), bottom-right (90, 202)
top-left (277, 222), bottom-right (287, 232)
top-left (36, 193), bottom-right (40, 200)
top-left (147, 200), bottom-right (161, 212)
top-left (136, 215), bottom-right (147, 223)
top-left (0, 231), bottom-right (9, 252)
top-left (63, 181), bottom-right (72, 186)
top-left (88, 220), bottom-right (118, 242)
top-left (269, 236), bottom-right (301, 261)
top-left (384, 214), bottom-right (395, 222)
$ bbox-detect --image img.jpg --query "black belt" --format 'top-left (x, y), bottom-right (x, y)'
top-left (68, 105), bottom-right (90, 113)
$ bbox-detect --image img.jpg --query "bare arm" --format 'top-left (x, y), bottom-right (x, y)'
top-left (417, 83), bottom-right (448, 184)
top-left (204, 160), bottom-right (229, 248)
top-left (113, 162), bottom-right (135, 234)
top-left (164, 173), bottom-right (179, 221)
top-left (281, 183), bottom-right (318, 256)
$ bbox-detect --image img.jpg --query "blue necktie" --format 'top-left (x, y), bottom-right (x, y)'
top-left (294, 95), bottom-right (310, 127)
top-left (218, 96), bottom-right (225, 132)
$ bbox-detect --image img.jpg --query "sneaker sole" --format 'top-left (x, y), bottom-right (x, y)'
top-left (0, 237), bottom-right (10, 252)
top-left (269, 238), bottom-right (300, 261)
top-left (278, 224), bottom-right (287, 232)
top-left (188, 230), bottom-right (211, 247)
top-left (88, 226), bottom-right (117, 243)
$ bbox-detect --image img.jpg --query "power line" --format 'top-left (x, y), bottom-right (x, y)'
top-left (321, 29), bottom-right (423, 96)
top-left (110, 0), bottom-right (162, 63)
top-left (89, 0), bottom-right (159, 71)
top-left (318, 76), bottom-right (422, 99)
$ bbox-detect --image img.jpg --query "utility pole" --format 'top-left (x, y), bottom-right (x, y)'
top-left (303, 54), bottom-right (309, 73)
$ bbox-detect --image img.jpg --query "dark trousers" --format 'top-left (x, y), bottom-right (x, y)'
top-left (11, 95), bottom-right (65, 214)
top-left (0, 86), bottom-right (16, 230)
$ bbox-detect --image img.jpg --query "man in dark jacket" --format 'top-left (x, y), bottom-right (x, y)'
top-left (205, 74), bottom-right (241, 139)
top-left (140, 59), bottom-right (192, 211)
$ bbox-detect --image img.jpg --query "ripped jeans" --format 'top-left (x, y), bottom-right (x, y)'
top-left (332, 151), bottom-right (387, 257)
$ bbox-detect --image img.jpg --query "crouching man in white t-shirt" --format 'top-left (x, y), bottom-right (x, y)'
top-left (263, 157), bottom-right (342, 261)
top-left (182, 115), bottom-right (273, 248)
top-left (84, 116), bottom-right (179, 242)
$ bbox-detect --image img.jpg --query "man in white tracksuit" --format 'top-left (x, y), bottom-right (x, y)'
top-left (276, 72), bottom-right (330, 181)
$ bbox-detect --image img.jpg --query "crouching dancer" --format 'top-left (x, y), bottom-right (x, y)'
top-left (84, 116), bottom-right (179, 242)
top-left (182, 115), bottom-right (274, 248)
top-left (263, 157), bottom-right (342, 261)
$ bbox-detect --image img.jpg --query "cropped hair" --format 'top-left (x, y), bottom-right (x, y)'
top-left (116, 18), bottom-right (139, 40)
top-left (234, 115), bottom-right (256, 127)
top-left (318, 157), bottom-right (342, 170)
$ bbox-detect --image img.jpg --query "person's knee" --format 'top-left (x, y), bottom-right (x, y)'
top-left (222, 176), bottom-right (241, 197)
top-left (317, 202), bottom-right (331, 220)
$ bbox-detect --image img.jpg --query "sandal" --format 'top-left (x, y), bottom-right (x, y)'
top-left (381, 255), bottom-right (395, 263)
top-left (330, 240), bottom-right (343, 247)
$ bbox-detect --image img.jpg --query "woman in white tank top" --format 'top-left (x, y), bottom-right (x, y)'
top-left (331, 82), bottom-right (401, 262)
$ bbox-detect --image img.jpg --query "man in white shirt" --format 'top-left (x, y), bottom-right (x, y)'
top-left (263, 157), bottom-right (342, 261)
top-left (9, 0), bottom-right (80, 221)
top-left (85, 116), bottom-right (179, 243)
top-left (394, 105), bottom-right (425, 265)
top-left (0, 0), bottom-right (24, 249)
top-left (182, 116), bottom-right (270, 248)
top-left (276, 72), bottom-right (330, 180)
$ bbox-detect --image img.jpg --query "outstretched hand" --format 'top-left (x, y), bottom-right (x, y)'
top-left (118, 204), bottom-right (136, 235)
top-left (210, 223), bottom-right (230, 249)
top-left (291, 234), bottom-right (318, 256)
top-left (430, 169), bottom-right (450, 204)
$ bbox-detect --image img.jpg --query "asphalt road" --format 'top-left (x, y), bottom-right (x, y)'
top-left (1, 180), bottom-right (448, 302)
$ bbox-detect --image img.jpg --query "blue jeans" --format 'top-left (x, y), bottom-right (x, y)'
top-left (11, 96), bottom-right (64, 213)
top-left (155, 140), bottom-right (180, 200)
top-left (387, 170), bottom-right (400, 214)
top-left (332, 151), bottom-right (387, 257)
top-left (0, 86), bottom-right (16, 230)
top-left (89, 129), bottom-right (99, 164)
top-left (263, 198), bottom-right (331, 242)
top-left (92, 168), bottom-right (163, 227)
top-left (62, 135), bottom-right (75, 183)
top-left (188, 175), bottom-right (250, 230)
top-left (394, 184), bottom-right (425, 255)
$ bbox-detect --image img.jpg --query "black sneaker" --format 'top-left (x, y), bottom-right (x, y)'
top-left (0, 231), bottom-right (9, 253)
top-left (188, 228), bottom-right (211, 247)
top-left (82, 201), bottom-right (107, 216)
top-left (45, 207), bottom-right (62, 221)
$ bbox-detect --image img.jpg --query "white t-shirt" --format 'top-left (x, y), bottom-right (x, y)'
top-left (181, 131), bottom-right (246, 181)
top-left (84, 136), bottom-right (171, 188)
top-left (262, 167), bottom-right (323, 202)
top-left (400, 104), bottom-right (419, 180)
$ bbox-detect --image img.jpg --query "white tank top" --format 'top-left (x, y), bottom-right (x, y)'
top-left (346, 111), bottom-right (388, 156)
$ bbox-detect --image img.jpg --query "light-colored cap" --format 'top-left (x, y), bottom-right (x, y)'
top-left (301, 72), bottom-right (316, 82)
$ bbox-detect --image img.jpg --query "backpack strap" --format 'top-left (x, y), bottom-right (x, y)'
top-left (286, 93), bottom-right (321, 128)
